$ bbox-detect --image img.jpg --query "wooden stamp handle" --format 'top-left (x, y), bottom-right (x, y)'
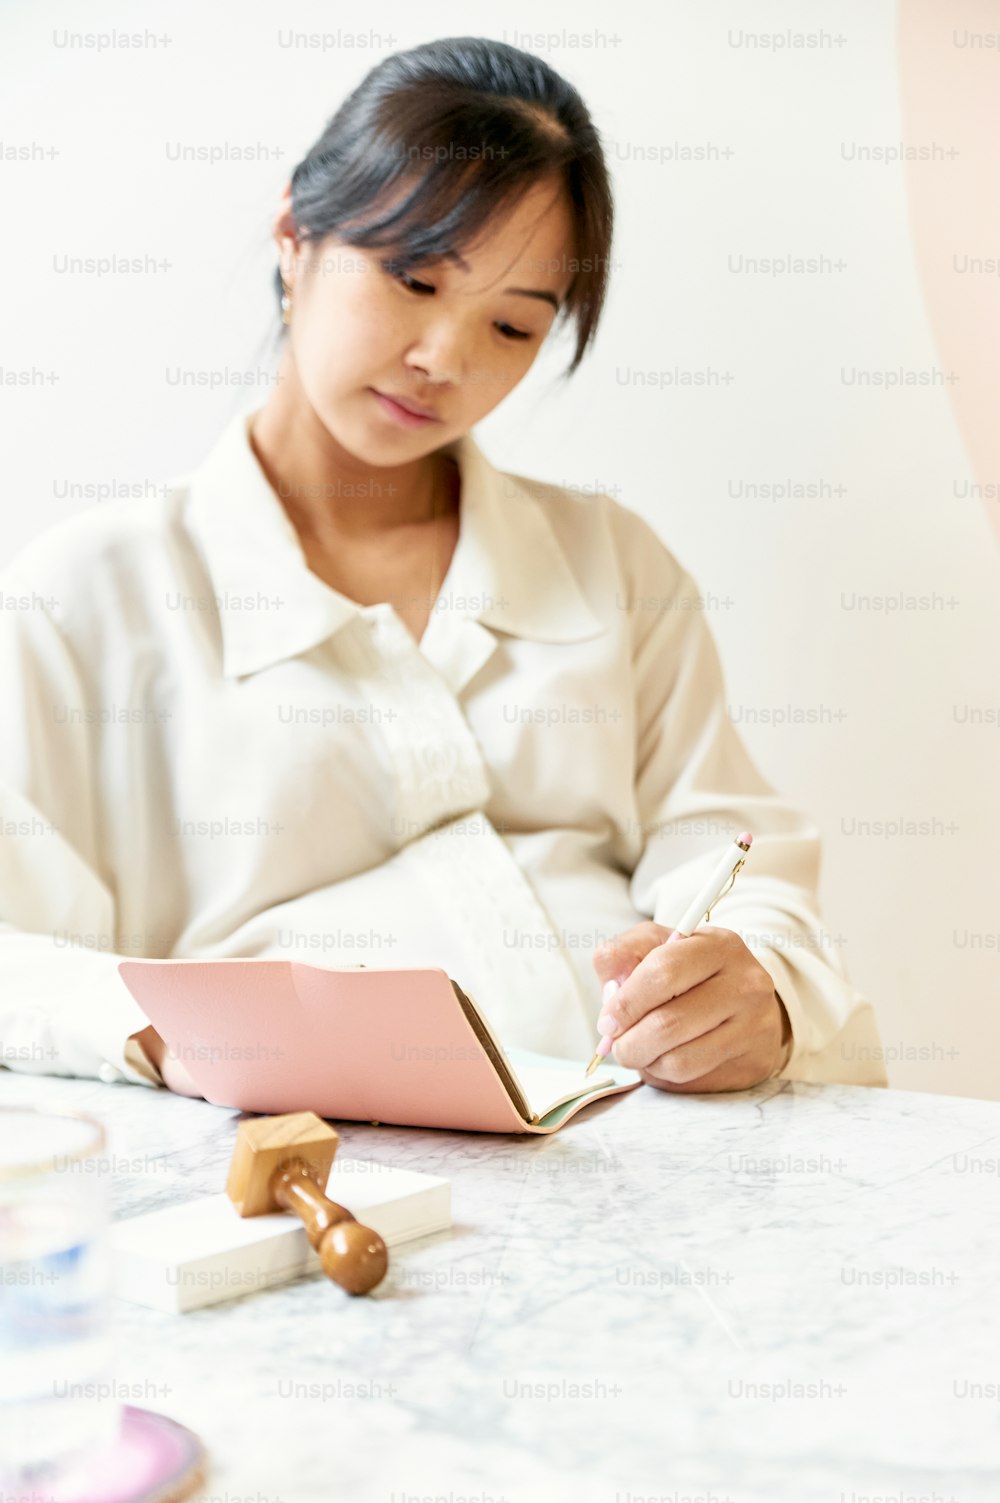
top-left (269, 1160), bottom-right (388, 1295)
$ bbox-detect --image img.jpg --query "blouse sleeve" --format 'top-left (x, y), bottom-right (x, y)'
top-left (0, 566), bottom-right (160, 1085)
top-left (620, 519), bottom-right (887, 1087)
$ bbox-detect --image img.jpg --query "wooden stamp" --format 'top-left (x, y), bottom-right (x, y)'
top-left (225, 1112), bottom-right (389, 1295)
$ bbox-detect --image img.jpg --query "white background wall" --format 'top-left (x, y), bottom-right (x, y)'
top-left (2, 0), bottom-right (997, 1097)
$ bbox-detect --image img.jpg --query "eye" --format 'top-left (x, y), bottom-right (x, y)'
top-left (384, 259), bottom-right (534, 341)
top-left (386, 264), bottom-right (435, 295)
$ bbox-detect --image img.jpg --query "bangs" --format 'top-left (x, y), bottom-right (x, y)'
top-left (301, 95), bottom-right (576, 268)
top-left (338, 163), bottom-right (564, 275)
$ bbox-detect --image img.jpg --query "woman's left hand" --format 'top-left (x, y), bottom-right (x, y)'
top-left (130, 1025), bottom-right (204, 1098)
top-left (592, 921), bottom-right (792, 1092)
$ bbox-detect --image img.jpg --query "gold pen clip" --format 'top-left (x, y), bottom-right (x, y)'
top-left (703, 855), bottom-right (746, 923)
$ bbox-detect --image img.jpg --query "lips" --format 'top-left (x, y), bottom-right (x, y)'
top-left (373, 389), bottom-right (440, 420)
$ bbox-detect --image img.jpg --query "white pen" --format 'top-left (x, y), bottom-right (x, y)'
top-left (583, 832), bottom-right (754, 1076)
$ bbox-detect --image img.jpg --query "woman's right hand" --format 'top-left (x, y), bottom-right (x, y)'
top-left (130, 1025), bottom-right (203, 1097)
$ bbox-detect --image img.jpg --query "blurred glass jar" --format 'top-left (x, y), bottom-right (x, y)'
top-left (0, 1106), bottom-right (118, 1487)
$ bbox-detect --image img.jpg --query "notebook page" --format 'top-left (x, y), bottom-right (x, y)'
top-left (504, 1047), bottom-right (640, 1120)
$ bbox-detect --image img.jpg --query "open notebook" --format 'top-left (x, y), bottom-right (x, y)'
top-left (117, 959), bottom-right (642, 1133)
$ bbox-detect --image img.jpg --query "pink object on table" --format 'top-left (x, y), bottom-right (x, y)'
top-left (46, 1406), bottom-right (205, 1503)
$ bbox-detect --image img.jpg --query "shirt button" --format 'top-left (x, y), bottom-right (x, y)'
top-left (98, 1063), bottom-right (121, 1084)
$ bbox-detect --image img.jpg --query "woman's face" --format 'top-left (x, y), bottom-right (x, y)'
top-left (275, 175), bottom-right (576, 463)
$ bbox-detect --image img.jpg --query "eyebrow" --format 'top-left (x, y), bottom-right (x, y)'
top-left (444, 250), bottom-right (562, 312)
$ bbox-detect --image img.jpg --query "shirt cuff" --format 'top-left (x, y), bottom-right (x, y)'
top-left (72, 960), bottom-right (164, 1086)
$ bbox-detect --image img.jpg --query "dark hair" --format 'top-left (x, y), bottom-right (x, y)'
top-left (274, 36), bottom-right (614, 378)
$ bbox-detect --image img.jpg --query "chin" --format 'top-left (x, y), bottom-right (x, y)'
top-left (307, 405), bottom-right (379, 464)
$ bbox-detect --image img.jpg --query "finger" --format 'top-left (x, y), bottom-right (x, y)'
top-left (608, 973), bottom-right (740, 1072)
top-left (639, 1046), bottom-right (771, 1094)
top-left (592, 922), bottom-right (672, 989)
top-left (637, 1015), bottom-right (754, 1088)
top-left (602, 926), bottom-right (737, 1034)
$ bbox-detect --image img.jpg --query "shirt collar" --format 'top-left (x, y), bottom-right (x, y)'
top-left (182, 402), bottom-right (607, 681)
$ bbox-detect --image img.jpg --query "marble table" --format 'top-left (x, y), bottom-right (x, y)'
top-left (5, 1068), bottom-right (1000, 1503)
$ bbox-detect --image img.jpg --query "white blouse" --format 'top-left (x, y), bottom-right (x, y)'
top-left (0, 403), bottom-right (887, 1089)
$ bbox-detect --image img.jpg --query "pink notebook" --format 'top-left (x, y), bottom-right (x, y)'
top-left (117, 959), bottom-right (643, 1133)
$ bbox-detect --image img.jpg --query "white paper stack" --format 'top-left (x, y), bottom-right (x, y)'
top-left (110, 1160), bottom-right (451, 1313)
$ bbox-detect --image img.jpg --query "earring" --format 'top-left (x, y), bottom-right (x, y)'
top-left (280, 274), bottom-right (293, 326)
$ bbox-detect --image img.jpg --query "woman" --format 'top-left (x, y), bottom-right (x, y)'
top-left (0, 37), bottom-right (886, 1096)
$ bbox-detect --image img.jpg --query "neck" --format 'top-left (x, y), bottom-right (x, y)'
top-left (248, 361), bottom-right (455, 543)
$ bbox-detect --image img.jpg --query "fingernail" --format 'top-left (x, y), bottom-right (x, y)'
top-left (601, 979), bottom-right (620, 1006)
top-left (597, 1012), bottom-right (618, 1037)
top-left (596, 1036), bottom-right (613, 1058)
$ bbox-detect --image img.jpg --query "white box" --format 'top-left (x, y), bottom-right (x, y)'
top-left (110, 1160), bottom-right (451, 1313)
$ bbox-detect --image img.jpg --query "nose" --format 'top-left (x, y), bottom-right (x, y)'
top-left (404, 316), bottom-right (465, 388)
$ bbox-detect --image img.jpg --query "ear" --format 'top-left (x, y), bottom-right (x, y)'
top-left (272, 181), bottom-right (299, 280)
